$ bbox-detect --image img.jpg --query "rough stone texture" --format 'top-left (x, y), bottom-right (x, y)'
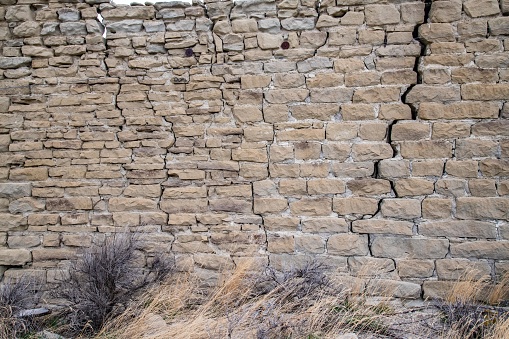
top-left (0, 0), bottom-right (507, 302)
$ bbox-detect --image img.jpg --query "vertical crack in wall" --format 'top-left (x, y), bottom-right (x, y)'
top-left (401, 0), bottom-right (433, 120)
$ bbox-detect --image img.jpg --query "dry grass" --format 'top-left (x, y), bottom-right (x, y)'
top-left (95, 260), bottom-right (407, 339)
top-left (436, 272), bottom-right (509, 339)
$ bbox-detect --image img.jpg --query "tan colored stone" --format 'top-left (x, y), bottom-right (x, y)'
top-left (241, 75), bottom-right (272, 89)
top-left (295, 235), bottom-right (325, 254)
top-left (422, 198), bottom-right (452, 219)
top-left (294, 142), bottom-right (320, 160)
top-left (419, 102), bottom-right (499, 120)
top-left (379, 104), bottom-right (412, 120)
top-left (0, 249), bottom-right (31, 265)
top-left (327, 234), bottom-right (369, 256)
top-left (264, 216), bottom-right (299, 231)
top-left (352, 143), bottom-right (393, 161)
top-left (301, 218), bottom-right (348, 233)
top-left (277, 128), bottom-right (324, 141)
top-left (395, 178), bottom-right (434, 197)
top-left (365, 5), bottom-right (400, 26)
top-left (451, 241), bottom-right (509, 260)
top-left (341, 104), bottom-right (375, 121)
top-left (456, 197), bottom-right (509, 220)
top-left (391, 122), bottom-right (430, 141)
top-left (160, 199), bottom-right (208, 213)
top-left (233, 105), bottom-right (264, 123)
top-left (462, 84), bottom-right (509, 100)
top-left (308, 179), bottom-right (345, 195)
top-left (326, 122), bottom-right (358, 141)
top-left (381, 199), bottom-right (421, 219)
top-left (292, 104), bottom-right (338, 121)
top-left (400, 141), bottom-right (452, 159)
top-left (279, 179), bottom-right (306, 195)
top-left (209, 199), bottom-right (252, 213)
top-left (352, 220), bottom-right (413, 235)
top-left (353, 87), bottom-right (400, 103)
top-left (254, 198), bottom-right (288, 214)
top-left (333, 197), bottom-right (379, 215)
top-left (372, 237), bottom-right (449, 259)
top-left (290, 198), bottom-right (332, 216)
top-left (267, 235), bottom-right (294, 254)
top-left (398, 259), bottom-right (434, 278)
top-left (347, 179), bottom-right (391, 196)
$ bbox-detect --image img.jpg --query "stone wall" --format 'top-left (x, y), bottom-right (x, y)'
top-left (1, 0), bottom-right (509, 299)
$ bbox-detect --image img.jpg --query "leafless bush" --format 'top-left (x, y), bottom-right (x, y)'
top-left (0, 275), bottom-right (41, 339)
top-left (55, 232), bottom-right (174, 336)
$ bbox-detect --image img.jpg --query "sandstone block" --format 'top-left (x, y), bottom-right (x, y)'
top-left (46, 198), bottom-right (93, 211)
top-left (391, 122), bottom-right (430, 141)
top-left (419, 23), bottom-right (455, 43)
top-left (232, 149), bottom-right (268, 162)
top-left (451, 241), bottom-right (509, 260)
top-left (308, 179), bottom-right (346, 195)
top-left (333, 197), bottom-right (379, 215)
top-left (331, 162), bottom-right (373, 178)
top-left (232, 19), bottom-right (257, 33)
top-left (277, 128), bottom-right (324, 141)
top-left (378, 160), bottom-right (410, 178)
top-left (365, 5), bottom-right (400, 26)
top-left (400, 141), bottom-right (453, 159)
top-left (464, 0), bottom-right (500, 17)
top-left (290, 198), bottom-right (332, 216)
top-left (480, 159), bottom-right (509, 177)
top-left (398, 259), bottom-right (434, 278)
top-left (328, 234), bottom-right (369, 256)
top-left (0, 213), bottom-right (27, 231)
top-left (264, 216), bottom-right (299, 231)
top-left (353, 87), bottom-right (400, 103)
top-left (279, 179), bottom-right (306, 195)
top-left (254, 198), bottom-right (288, 214)
top-left (292, 104), bottom-right (338, 121)
top-left (322, 143), bottom-right (351, 161)
top-left (432, 122), bottom-right (470, 140)
top-left (352, 219), bottom-right (413, 235)
top-left (341, 104), bottom-right (375, 120)
top-left (379, 104), bottom-right (412, 120)
top-left (352, 143), bottom-right (393, 161)
top-left (489, 17), bottom-right (509, 35)
top-left (0, 183), bottom-right (31, 199)
top-left (382, 199), bottom-right (421, 219)
top-left (456, 139), bottom-right (498, 159)
top-left (436, 259), bottom-right (491, 281)
top-left (367, 279), bottom-right (421, 299)
top-left (401, 2), bottom-right (425, 24)
top-left (456, 197), bottom-right (509, 220)
top-left (462, 84), bottom-right (509, 100)
top-left (160, 199), bottom-right (208, 213)
top-left (9, 167), bottom-right (48, 181)
top-left (420, 220), bottom-right (496, 239)
top-left (295, 235), bottom-right (325, 254)
top-left (406, 85), bottom-right (460, 103)
top-left (421, 198), bottom-right (452, 219)
top-left (326, 122), bottom-right (358, 141)
top-left (209, 199), bottom-right (252, 213)
top-left (310, 88), bottom-right (353, 103)
top-left (418, 102), bottom-right (499, 120)
top-left (347, 179), bottom-right (391, 196)
top-left (301, 218), bottom-right (348, 233)
top-left (0, 249), bottom-right (31, 265)
top-left (267, 235), bottom-right (294, 254)
top-left (109, 198), bottom-right (157, 212)
top-left (266, 89), bottom-right (309, 103)
top-left (394, 179), bottom-right (434, 197)
top-left (233, 105), bottom-right (264, 123)
top-left (429, 1), bottom-right (461, 23)
top-left (372, 237), bottom-right (449, 259)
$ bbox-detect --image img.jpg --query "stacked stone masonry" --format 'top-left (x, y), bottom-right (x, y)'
top-left (1, 0), bottom-right (509, 300)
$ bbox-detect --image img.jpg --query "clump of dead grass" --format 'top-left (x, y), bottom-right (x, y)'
top-left (96, 259), bottom-right (405, 339)
top-left (435, 272), bottom-right (509, 339)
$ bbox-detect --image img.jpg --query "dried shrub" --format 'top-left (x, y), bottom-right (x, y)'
top-left (435, 272), bottom-right (509, 339)
top-left (96, 259), bottom-right (402, 339)
top-left (55, 232), bottom-right (174, 336)
top-left (0, 275), bottom-right (41, 339)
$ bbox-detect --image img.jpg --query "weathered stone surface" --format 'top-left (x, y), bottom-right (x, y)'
top-left (451, 241), bottom-right (509, 260)
top-left (464, 0), bottom-right (500, 18)
top-left (0, 249), bottom-right (31, 265)
top-left (372, 237), bottom-right (449, 259)
top-left (352, 220), bottom-right (413, 235)
top-left (456, 198), bottom-right (509, 220)
top-left (327, 234), bottom-right (369, 256)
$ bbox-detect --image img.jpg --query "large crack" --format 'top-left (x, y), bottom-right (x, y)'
top-left (401, 0), bottom-right (433, 120)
